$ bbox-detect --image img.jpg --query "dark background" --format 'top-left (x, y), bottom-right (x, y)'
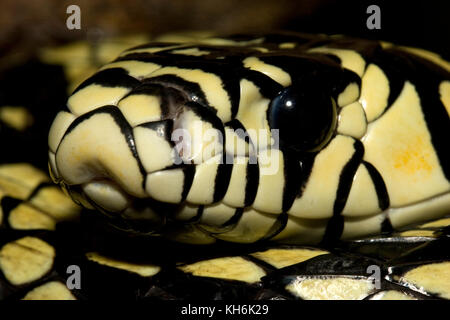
top-left (0, 0), bottom-right (448, 64)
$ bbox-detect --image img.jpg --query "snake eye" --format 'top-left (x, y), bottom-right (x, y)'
top-left (268, 84), bottom-right (337, 152)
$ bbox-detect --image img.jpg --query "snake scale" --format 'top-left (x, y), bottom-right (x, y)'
top-left (0, 31), bottom-right (449, 300)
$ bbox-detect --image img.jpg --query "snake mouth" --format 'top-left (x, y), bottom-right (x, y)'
top-left (63, 177), bottom-right (186, 236)
top-left (50, 75), bottom-right (227, 237)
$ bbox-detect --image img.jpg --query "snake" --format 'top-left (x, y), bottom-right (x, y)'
top-left (0, 31), bottom-right (449, 300)
top-left (48, 31), bottom-right (450, 245)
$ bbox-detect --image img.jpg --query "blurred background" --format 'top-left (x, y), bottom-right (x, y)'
top-left (0, 0), bottom-right (449, 66)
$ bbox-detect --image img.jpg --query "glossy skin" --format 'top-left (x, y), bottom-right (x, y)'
top-left (48, 32), bottom-right (450, 244)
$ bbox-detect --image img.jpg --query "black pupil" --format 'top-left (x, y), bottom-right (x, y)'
top-left (268, 85), bottom-right (335, 152)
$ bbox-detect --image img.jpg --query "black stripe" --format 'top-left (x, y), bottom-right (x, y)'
top-left (221, 207), bottom-right (244, 228)
top-left (381, 215), bottom-right (394, 234)
top-left (26, 182), bottom-right (56, 201)
top-left (181, 165), bottom-right (195, 201)
top-left (118, 54), bottom-right (241, 119)
top-left (137, 119), bottom-right (174, 145)
top-left (119, 82), bottom-right (164, 100)
top-left (120, 82), bottom-right (187, 121)
top-left (295, 154), bottom-right (316, 199)
top-left (61, 105), bottom-right (148, 191)
top-left (364, 49), bottom-right (406, 122)
top-left (185, 205), bottom-right (204, 224)
top-left (257, 54), bottom-right (360, 101)
top-left (213, 161), bottom-right (233, 202)
top-left (144, 75), bottom-right (210, 115)
top-left (244, 159), bottom-right (259, 206)
top-left (322, 139), bottom-right (364, 245)
top-left (225, 119), bottom-right (252, 145)
top-left (396, 50), bottom-right (450, 181)
top-left (123, 42), bottom-right (186, 52)
top-left (72, 68), bottom-right (140, 94)
top-left (282, 151), bottom-right (303, 213)
top-left (240, 69), bottom-right (284, 99)
top-left (259, 212), bottom-right (289, 242)
top-left (371, 48), bottom-right (450, 180)
top-left (183, 101), bottom-right (225, 137)
top-left (363, 161), bottom-right (390, 211)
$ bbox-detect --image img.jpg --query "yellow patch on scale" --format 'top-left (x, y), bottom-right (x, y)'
top-left (28, 186), bottom-right (80, 221)
top-left (397, 230), bottom-right (436, 237)
top-left (0, 163), bottom-right (49, 200)
top-left (170, 48), bottom-right (211, 56)
top-left (178, 256), bottom-right (266, 283)
top-left (86, 252), bottom-right (161, 277)
top-left (279, 42), bottom-right (296, 49)
top-left (8, 204), bottom-right (56, 230)
top-left (250, 248), bottom-right (328, 269)
top-left (419, 217), bottom-right (450, 228)
top-left (0, 237), bottom-right (55, 286)
top-left (22, 281), bottom-right (77, 300)
top-left (401, 262), bottom-right (450, 299)
top-left (362, 81), bottom-right (449, 207)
